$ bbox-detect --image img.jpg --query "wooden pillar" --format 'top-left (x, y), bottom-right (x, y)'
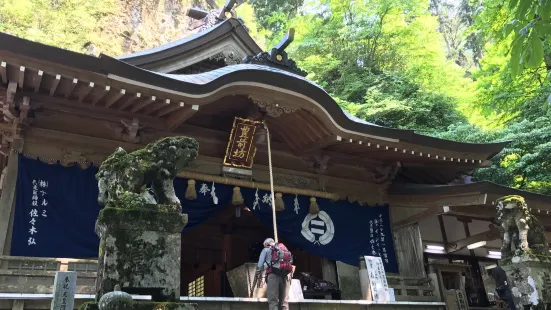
top-left (437, 214), bottom-right (450, 263)
top-left (393, 224), bottom-right (427, 278)
top-left (222, 228), bottom-right (233, 297)
top-left (321, 258), bottom-right (338, 285)
top-left (0, 139), bottom-right (23, 256)
top-left (223, 229), bottom-right (233, 270)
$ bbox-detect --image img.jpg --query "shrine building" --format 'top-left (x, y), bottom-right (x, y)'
top-left (0, 4), bottom-right (551, 310)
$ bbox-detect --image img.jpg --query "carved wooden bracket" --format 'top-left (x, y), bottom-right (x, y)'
top-left (248, 95), bottom-right (299, 118)
top-left (0, 85), bottom-right (31, 155)
top-left (306, 154), bottom-right (331, 175)
top-left (105, 118), bottom-right (144, 143)
top-left (209, 51), bottom-right (241, 65)
top-left (62, 149), bottom-right (89, 163)
top-left (365, 162), bottom-right (401, 184)
top-left (3, 82), bottom-right (19, 122)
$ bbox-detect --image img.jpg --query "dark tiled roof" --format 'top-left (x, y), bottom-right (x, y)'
top-left (154, 63), bottom-right (382, 127)
top-left (117, 22), bottom-right (225, 60)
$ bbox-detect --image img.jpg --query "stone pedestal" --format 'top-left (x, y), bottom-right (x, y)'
top-left (95, 206), bottom-right (187, 302)
top-left (501, 257), bottom-right (551, 309)
top-left (80, 301), bottom-right (198, 310)
top-left (227, 263), bottom-right (267, 298)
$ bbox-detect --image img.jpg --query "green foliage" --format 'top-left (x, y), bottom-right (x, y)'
top-left (337, 73), bottom-right (467, 134)
top-left (474, 0), bottom-right (551, 79)
top-left (0, 0), bottom-right (116, 53)
top-left (249, 0), bottom-right (304, 45)
top-left (435, 116), bottom-right (551, 194)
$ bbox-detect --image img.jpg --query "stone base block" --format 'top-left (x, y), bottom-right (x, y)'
top-left (95, 207), bottom-right (187, 302)
top-left (227, 263), bottom-right (266, 298)
top-left (80, 301), bottom-right (198, 310)
top-left (501, 257), bottom-right (551, 309)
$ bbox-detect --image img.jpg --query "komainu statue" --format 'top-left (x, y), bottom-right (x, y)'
top-left (495, 195), bottom-right (549, 254)
top-left (96, 136), bottom-right (198, 208)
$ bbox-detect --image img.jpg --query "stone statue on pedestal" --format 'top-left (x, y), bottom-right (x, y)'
top-left (496, 195), bottom-right (548, 255)
top-left (84, 136), bottom-right (199, 310)
top-left (495, 195), bottom-right (551, 310)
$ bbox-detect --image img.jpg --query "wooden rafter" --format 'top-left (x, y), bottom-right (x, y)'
top-left (144, 98), bottom-right (170, 115)
top-left (49, 74), bottom-right (60, 96)
top-left (157, 101), bottom-right (184, 117)
top-left (34, 70), bottom-right (43, 92)
top-left (22, 91), bottom-right (165, 130)
top-left (117, 92), bottom-right (141, 110)
top-left (104, 89), bottom-right (126, 108)
top-left (298, 134), bottom-right (342, 154)
top-left (389, 193), bottom-right (487, 208)
top-left (0, 62), bottom-right (6, 84)
top-left (166, 105), bottom-right (199, 130)
top-left (18, 66), bottom-right (25, 89)
top-left (393, 206), bottom-right (450, 230)
top-left (131, 96), bottom-right (155, 113)
top-left (446, 225), bottom-right (500, 253)
top-left (91, 85), bottom-right (110, 106)
top-left (64, 78), bottom-right (78, 99)
top-left (78, 82), bottom-right (94, 102)
top-left (447, 206), bottom-right (495, 220)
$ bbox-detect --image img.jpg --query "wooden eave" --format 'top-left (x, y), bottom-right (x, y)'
top-left (388, 182), bottom-right (551, 225)
top-left (116, 18), bottom-right (262, 72)
top-left (0, 32), bottom-right (508, 181)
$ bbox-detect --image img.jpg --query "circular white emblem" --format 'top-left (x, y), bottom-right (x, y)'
top-left (301, 211), bottom-right (335, 245)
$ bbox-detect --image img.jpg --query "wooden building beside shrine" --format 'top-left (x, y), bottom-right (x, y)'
top-left (1, 4), bottom-right (551, 310)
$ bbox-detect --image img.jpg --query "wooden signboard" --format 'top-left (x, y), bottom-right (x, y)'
top-left (50, 271), bottom-right (77, 310)
top-left (364, 256), bottom-right (390, 303)
top-left (455, 290), bottom-right (469, 310)
top-left (223, 117), bottom-right (261, 169)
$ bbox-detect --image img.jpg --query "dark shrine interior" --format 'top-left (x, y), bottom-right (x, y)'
top-left (179, 202), bottom-right (325, 297)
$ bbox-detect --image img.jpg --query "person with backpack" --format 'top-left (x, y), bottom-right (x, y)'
top-left (256, 238), bottom-right (293, 310)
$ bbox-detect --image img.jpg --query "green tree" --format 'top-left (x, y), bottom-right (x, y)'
top-left (0, 0), bottom-right (115, 53)
top-left (474, 0), bottom-right (551, 79)
top-left (248, 0), bottom-right (304, 45)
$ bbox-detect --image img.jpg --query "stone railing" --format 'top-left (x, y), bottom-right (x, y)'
top-left (0, 256), bottom-right (438, 303)
top-left (387, 275), bottom-right (438, 302)
top-left (0, 256), bottom-right (97, 294)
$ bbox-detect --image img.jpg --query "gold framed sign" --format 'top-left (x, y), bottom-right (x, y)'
top-left (223, 117), bottom-right (261, 169)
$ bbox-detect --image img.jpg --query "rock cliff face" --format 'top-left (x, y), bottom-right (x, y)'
top-left (98, 0), bottom-right (199, 56)
top-left (0, 0), bottom-right (204, 57)
top-left (101, 0), bottom-right (199, 56)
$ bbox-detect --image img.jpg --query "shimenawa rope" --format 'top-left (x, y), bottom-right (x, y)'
top-left (263, 120), bottom-right (278, 243)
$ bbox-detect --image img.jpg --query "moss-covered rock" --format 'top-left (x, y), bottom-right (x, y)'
top-left (96, 136), bottom-right (198, 209)
top-left (502, 260), bottom-right (551, 308)
top-left (94, 137), bottom-right (198, 302)
top-left (96, 208), bottom-right (187, 233)
top-left (95, 208), bottom-right (186, 302)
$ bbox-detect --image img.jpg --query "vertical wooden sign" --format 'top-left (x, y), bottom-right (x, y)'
top-left (51, 271), bottom-right (77, 310)
top-left (223, 117), bottom-right (261, 169)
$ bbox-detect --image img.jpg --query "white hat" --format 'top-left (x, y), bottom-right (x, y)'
top-left (263, 238), bottom-right (275, 246)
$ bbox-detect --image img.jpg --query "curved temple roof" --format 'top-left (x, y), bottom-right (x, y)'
top-left (117, 19), bottom-right (262, 68)
top-left (0, 30), bottom-right (508, 160)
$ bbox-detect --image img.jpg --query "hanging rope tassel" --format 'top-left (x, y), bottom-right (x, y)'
top-left (232, 186), bottom-right (244, 205)
top-left (185, 179), bottom-right (197, 200)
top-left (263, 120), bottom-right (279, 243)
top-left (275, 193), bottom-right (285, 211)
top-left (309, 197), bottom-right (320, 215)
